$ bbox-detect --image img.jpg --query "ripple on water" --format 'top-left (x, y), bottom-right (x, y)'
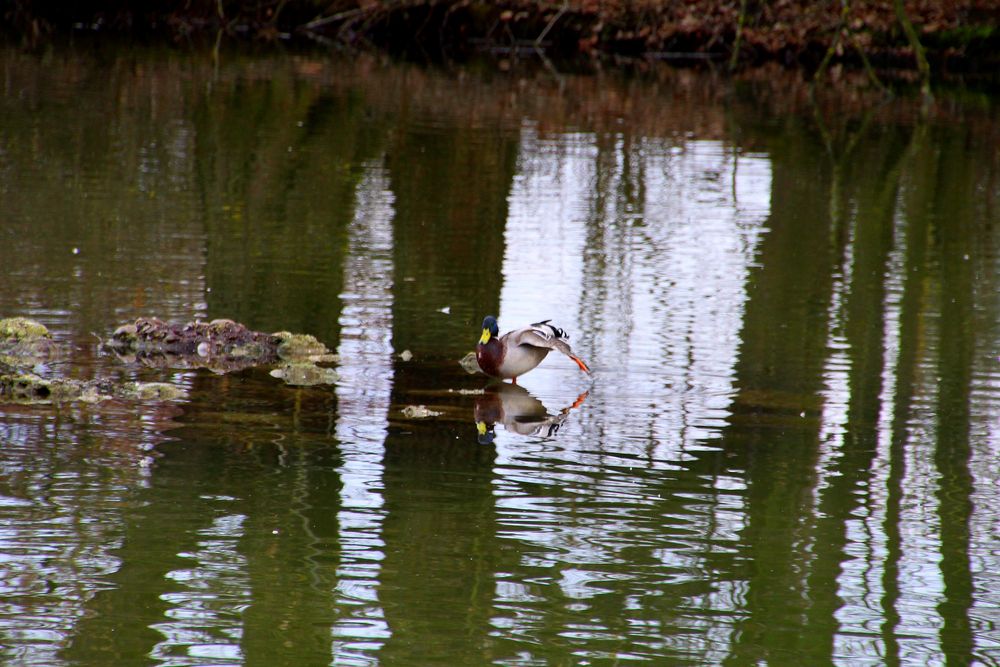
top-left (485, 435), bottom-right (748, 662)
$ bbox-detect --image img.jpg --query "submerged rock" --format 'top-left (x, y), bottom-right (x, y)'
top-left (119, 381), bottom-right (188, 401)
top-left (272, 332), bottom-right (338, 363)
top-left (0, 371), bottom-right (187, 404)
top-left (1, 372), bottom-right (85, 402)
top-left (0, 317), bottom-right (51, 341)
top-left (269, 362), bottom-right (340, 386)
top-left (0, 317), bottom-right (59, 367)
top-left (0, 316), bottom-right (342, 403)
top-left (107, 318), bottom-right (279, 358)
top-left (104, 317), bottom-right (337, 373)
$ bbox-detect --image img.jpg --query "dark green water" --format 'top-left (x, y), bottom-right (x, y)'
top-left (1, 42), bottom-right (998, 665)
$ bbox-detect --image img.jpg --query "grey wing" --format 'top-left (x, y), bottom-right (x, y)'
top-left (516, 321), bottom-right (592, 374)
top-left (509, 323), bottom-right (574, 356)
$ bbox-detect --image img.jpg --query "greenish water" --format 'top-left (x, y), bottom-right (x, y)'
top-left (1, 42), bottom-right (999, 666)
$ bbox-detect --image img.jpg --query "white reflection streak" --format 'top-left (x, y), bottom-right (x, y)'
top-left (331, 160), bottom-right (394, 662)
top-left (500, 131), bottom-right (771, 448)
top-left (830, 206), bottom-right (906, 663)
top-left (969, 240), bottom-right (1000, 659)
top-left (497, 126), bottom-right (589, 398)
top-left (813, 205), bottom-right (854, 657)
top-left (0, 476), bottom-right (123, 667)
top-left (895, 266), bottom-right (946, 664)
top-left (634, 142), bottom-right (768, 661)
top-left (817, 216), bottom-right (855, 458)
top-left (151, 512), bottom-right (250, 665)
top-left (499, 128), bottom-right (770, 662)
top-left (636, 145), bottom-right (767, 660)
top-left (636, 142), bottom-right (770, 449)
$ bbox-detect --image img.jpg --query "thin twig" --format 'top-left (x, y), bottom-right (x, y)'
top-left (893, 0), bottom-right (932, 100)
top-left (729, 0), bottom-right (748, 70)
top-left (535, 0), bottom-right (568, 47)
top-left (814, 0), bottom-right (848, 82)
top-left (300, 8), bottom-right (364, 32)
top-left (270, 0), bottom-right (288, 27)
top-left (814, 0), bottom-right (888, 95)
top-left (851, 35), bottom-right (889, 94)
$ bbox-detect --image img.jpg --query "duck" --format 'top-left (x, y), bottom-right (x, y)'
top-left (475, 315), bottom-right (591, 383)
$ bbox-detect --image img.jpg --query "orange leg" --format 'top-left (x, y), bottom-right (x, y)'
top-left (511, 377), bottom-right (518, 385)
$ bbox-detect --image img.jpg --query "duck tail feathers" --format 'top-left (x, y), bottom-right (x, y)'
top-left (532, 320), bottom-right (567, 340)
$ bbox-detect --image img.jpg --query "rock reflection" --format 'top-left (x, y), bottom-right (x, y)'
top-left (473, 383), bottom-right (589, 443)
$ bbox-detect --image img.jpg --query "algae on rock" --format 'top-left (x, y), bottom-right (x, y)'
top-left (0, 317), bottom-right (59, 368)
top-left (0, 315), bottom-right (343, 404)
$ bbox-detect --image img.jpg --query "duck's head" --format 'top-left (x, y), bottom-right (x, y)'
top-left (476, 420), bottom-right (496, 445)
top-left (479, 315), bottom-right (499, 344)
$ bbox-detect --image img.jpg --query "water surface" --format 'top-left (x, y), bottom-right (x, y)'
top-left (1, 43), bottom-right (999, 665)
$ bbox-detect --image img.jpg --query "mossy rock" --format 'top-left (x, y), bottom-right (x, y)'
top-left (269, 362), bottom-right (340, 386)
top-left (0, 372), bottom-right (186, 404)
top-left (272, 332), bottom-right (338, 362)
top-left (119, 381), bottom-right (187, 401)
top-left (0, 372), bottom-right (83, 402)
top-left (459, 351), bottom-right (482, 374)
top-left (0, 317), bottom-right (51, 342)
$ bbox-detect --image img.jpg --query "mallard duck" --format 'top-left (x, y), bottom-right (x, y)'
top-left (475, 316), bottom-right (591, 383)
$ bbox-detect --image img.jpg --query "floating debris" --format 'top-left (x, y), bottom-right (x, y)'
top-left (459, 351), bottom-right (482, 374)
top-left (398, 349), bottom-right (413, 362)
top-left (269, 363), bottom-right (340, 386)
top-left (401, 404), bottom-right (443, 419)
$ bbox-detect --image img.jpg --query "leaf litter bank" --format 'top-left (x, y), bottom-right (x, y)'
top-left (8, 1), bottom-right (1000, 80)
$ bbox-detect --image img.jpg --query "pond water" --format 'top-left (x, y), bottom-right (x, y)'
top-left (1, 41), bottom-right (999, 665)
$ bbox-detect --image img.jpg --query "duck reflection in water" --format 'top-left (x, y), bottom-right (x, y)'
top-left (474, 382), bottom-right (589, 445)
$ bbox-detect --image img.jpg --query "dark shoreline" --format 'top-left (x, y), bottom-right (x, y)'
top-left (5, 1), bottom-right (1000, 84)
